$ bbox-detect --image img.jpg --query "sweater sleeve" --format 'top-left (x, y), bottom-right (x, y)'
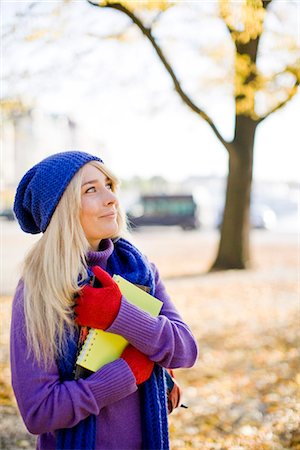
top-left (10, 281), bottom-right (137, 435)
top-left (107, 263), bottom-right (198, 369)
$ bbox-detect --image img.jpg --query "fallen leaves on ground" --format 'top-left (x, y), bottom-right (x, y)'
top-left (0, 230), bottom-right (299, 449)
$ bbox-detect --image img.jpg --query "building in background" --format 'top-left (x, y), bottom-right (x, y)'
top-left (1, 103), bottom-right (102, 211)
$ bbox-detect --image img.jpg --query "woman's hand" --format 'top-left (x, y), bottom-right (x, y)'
top-left (121, 345), bottom-right (154, 385)
top-left (74, 266), bottom-right (122, 329)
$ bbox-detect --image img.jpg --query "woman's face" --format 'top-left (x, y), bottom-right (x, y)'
top-left (80, 164), bottom-right (119, 250)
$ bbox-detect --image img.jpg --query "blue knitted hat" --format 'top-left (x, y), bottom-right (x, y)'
top-left (13, 151), bottom-right (103, 234)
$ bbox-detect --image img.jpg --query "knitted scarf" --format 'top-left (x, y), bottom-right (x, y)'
top-left (56, 238), bottom-right (169, 450)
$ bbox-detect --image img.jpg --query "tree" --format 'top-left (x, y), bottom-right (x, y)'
top-left (86, 0), bottom-right (300, 270)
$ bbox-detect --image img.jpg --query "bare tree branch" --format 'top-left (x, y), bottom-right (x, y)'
top-left (262, 0), bottom-right (273, 9)
top-left (86, 30), bottom-right (127, 40)
top-left (257, 80), bottom-right (299, 124)
top-left (87, 0), bottom-right (234, 154)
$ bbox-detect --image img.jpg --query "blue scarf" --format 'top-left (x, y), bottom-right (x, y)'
top-left (56, 238), bottom-right (169, 450)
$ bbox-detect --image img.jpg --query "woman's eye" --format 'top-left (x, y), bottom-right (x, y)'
top-left (106, 182), bottom-right (113, 190)
top-left (86, 186), bottom-right (96, 193)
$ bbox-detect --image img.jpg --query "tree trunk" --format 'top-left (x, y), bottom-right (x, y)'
top-left (211, 117), bottom-right (257, 270)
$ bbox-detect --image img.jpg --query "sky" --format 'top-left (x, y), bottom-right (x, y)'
top-left (1, 0), bottom-right (300, 183)
top-left (75, 89), bottom-right (300, 183)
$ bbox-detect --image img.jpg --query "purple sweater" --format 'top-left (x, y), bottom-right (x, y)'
top-left (10, 239), bottom-right (198, 450)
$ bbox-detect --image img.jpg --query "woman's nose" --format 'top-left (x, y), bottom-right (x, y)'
top-left (104, 190), bottom-right (118, 206)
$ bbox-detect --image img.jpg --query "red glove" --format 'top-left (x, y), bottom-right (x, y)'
top-left (75, 266), bottom-right (122, 329)
top-left (121, 345), bottom-right (154, 385)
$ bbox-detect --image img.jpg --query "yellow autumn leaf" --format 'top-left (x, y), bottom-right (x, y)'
top-left (98, 0), bottom-right (172, 12)
top-left (25, 29), bottom-right (50, 42)
top-left (220, 0), bottom-right (265, 44)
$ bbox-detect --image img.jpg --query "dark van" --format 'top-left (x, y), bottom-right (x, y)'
top-left (127, 194), bottom-right (200, 230)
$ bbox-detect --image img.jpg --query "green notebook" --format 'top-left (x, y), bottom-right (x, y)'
top-left (75, 275), bottom-right (163, 376)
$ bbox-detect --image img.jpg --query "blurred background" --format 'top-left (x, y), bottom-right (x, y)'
top-left (1, 1), bottom-right (299, 449)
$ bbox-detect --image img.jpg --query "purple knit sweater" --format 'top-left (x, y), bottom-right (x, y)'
top-left (10, 239), bottom-right (198, 450)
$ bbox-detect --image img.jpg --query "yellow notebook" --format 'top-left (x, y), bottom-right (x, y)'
top-left (75, 275), bottom-right (163, 374)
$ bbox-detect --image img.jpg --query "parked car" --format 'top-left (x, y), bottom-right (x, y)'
top-left (250, 204), bottom-right (277, 229)
top-left (0, 207), bottom-right (15, 221)
top-left (127, 194), bottom-right (201, 230)
top-left (216, 203), bottom-right (277, 230)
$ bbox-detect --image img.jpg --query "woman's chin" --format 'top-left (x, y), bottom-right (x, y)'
top-left (96, 224), bottom-right (119, 241)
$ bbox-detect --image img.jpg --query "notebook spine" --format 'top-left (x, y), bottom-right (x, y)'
top-left (76, 329), bottom-right (97, 366)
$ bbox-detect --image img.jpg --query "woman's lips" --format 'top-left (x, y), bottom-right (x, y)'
top-left (100, 212), bottom-right (116, 218)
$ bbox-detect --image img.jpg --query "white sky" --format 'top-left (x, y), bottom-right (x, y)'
top-left (74, 91), bottom-right (300, 183)
top-left (1, 0), bottom-right (300, 183)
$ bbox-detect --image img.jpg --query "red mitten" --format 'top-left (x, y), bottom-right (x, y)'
top-left (121, 345), bottom-right (154, 385)
top-left (75, 266), bottom-right (122, 329)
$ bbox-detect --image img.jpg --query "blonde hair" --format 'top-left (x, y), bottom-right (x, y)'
top-left (21, 160), bottom-right (127, 367)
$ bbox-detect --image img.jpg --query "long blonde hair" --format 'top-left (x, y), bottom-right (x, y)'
top-left (21, 161), bottom-right (127, 368)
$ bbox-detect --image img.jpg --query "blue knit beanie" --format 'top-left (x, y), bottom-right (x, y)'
top-left (13, 151), bottom-right (103, 234)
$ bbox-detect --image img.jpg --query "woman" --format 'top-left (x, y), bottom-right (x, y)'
top-left (10, 150), bottom-right (198, 450)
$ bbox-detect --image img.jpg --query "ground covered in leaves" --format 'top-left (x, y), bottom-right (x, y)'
top-left (0, 229), bottom-right (299, 449)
